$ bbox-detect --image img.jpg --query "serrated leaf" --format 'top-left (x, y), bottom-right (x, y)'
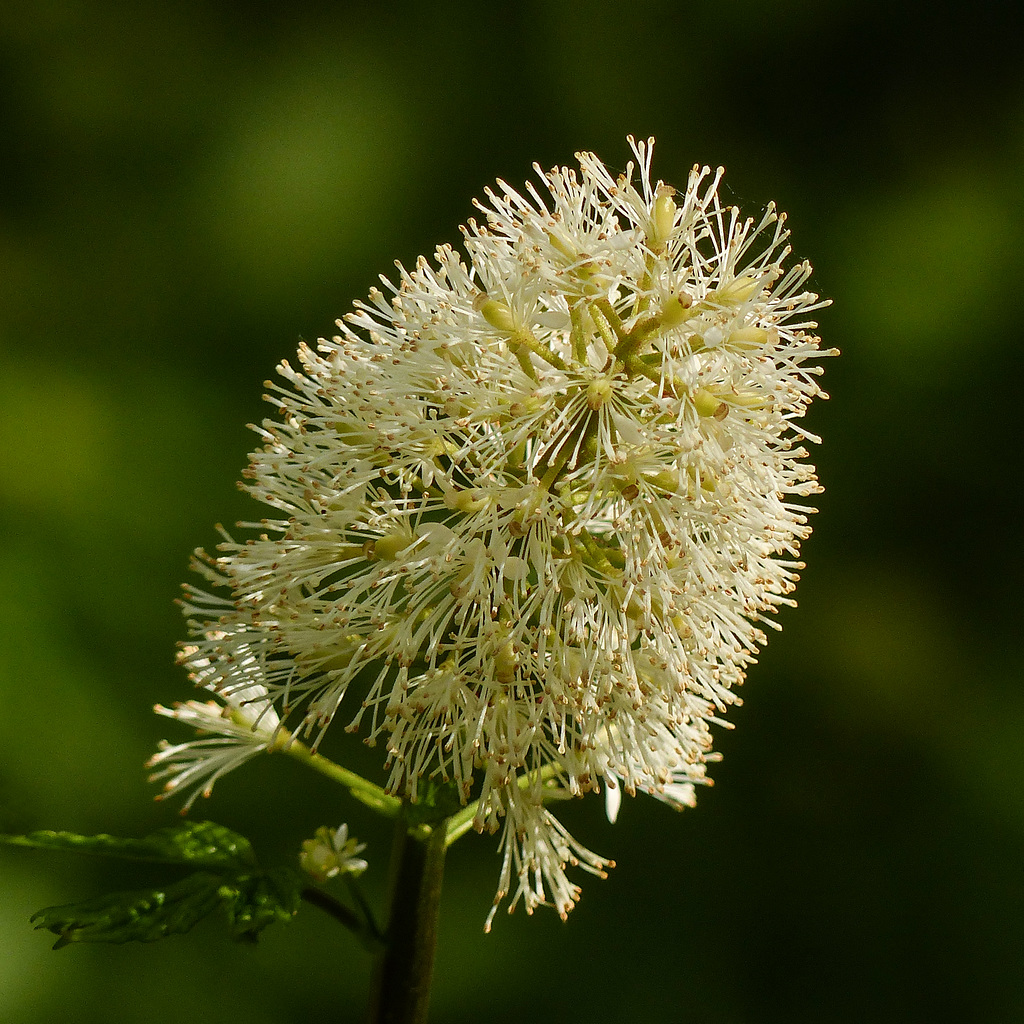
top-left (219, 866), bottom-right (304, 941)
top-left (30, 866), bottom-right (305, 948)
top-left (31, 872), bottom-right (226, 947)
top-left (0, 821), bottom-right (257, 870)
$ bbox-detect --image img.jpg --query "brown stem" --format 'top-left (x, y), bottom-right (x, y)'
top-left (366, 817), bottom-right (447, 1024)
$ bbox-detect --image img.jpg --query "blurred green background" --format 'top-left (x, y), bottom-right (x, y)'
top-left (1, 1), bottom-right (1022, 1021)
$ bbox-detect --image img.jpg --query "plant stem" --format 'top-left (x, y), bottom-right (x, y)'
top-left (367, 816), bottom-right (447, 1024)
top-left (301, 887), bottom-right (382, 952)
top-left (281, 739), bottom-right (402, 819)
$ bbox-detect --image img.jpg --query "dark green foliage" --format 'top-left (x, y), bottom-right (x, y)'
top-left (1, 822), bottom-right (303, 948)
top-left (219, 867), bottom-right (304, 942)
top-left (31, 871), bottom-right (227, 948)
top-left (0, 820), bottom-right (257, 870)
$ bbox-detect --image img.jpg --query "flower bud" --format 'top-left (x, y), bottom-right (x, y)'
top-left (474, 293), bottom-right (518, 332)
top-left (694, 388), bottom-right (729, 419)
top-left (649, 184), bottom-right (678, 252)
top-left (658, 290), bottom-right (693, 329)
top-left (715, 276), bottom-right (760, 304)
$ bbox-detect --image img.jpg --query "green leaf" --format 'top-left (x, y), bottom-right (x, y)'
top-left (5, 822), bottom-right (307, 948)
top-left (0, 821), bottom-right (257, 870)
top-left (29, 866), bottom-right (306, 948)
top-left (219, 866), bottom-right (304, 942)
top-left (31, 871), bottom-right (226, 947)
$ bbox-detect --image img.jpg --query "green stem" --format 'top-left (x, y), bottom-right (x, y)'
top-left (632, 255), bottom-right (656, 317)
top-left (443, 804), bottom-right (478, 847)
top-left (510, 328), bottom-right (567, 370)
top-left (281, 739), bottom-right (402, 819)
top-left (615, 315), bottom-right (661, 366)
top-left (301, 886), bottom-right (383, 952)
top-left (629, 354), bottom-right (684, 397)
top-left (444, 761), bottom-right (565, 848)
top-left (589, 300), bottom-right (620, 354)
top-left (592, 296), bottom-right (626, 342)
top-left (367, 817), bottom-right (447, 1024)
top-left (570, 304), bottom-right (589, 363)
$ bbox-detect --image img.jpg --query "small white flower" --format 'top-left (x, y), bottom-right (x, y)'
top-left (147, 635), bottom-right (282, 811)
top-left (299, 824), bottom-right (368, 883)
top-left (171, 136), bottom-right (832, 922)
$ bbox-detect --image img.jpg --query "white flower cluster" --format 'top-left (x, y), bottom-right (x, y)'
top-left (158, 137), bottom-right (831, 927)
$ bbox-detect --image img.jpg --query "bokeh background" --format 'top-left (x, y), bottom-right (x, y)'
top-left (2, 1), bottom-right (1022, 1021)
